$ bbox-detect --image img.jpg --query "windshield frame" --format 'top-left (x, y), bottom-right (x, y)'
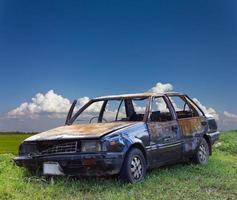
top-left (68, 96), bottom-right (152, 125)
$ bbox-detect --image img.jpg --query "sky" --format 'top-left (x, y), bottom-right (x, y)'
top-left (0, 0), bottom-right (237, 131)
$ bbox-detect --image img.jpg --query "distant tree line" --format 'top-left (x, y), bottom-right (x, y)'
top-left (0, 131), bottom-right (37, 135)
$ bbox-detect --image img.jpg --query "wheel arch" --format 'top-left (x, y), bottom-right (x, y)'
top-left (203, 134), bottom-right (212, 155)
top-left (126, 143), bottom-right (148, 165)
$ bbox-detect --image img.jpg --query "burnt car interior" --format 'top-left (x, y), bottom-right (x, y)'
top-left (167, 95), bottom-right (200, 119)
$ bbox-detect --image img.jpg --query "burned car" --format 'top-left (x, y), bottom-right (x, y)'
top-left (14, 92), bottom-right (219, 183)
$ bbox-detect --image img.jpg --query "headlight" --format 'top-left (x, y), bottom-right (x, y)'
top-left (19, 142), bottom-right (38, 156)
top-left (81, 140), bottom-right (101, 152)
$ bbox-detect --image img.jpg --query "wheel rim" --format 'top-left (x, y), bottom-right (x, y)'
top-left (130, 156), bottom-right (143, 180)
top-left (198, 143), bottom-right (207, 163)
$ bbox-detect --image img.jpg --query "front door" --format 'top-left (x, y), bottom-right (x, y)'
top-left (147, 96), bottom-right (182, 167)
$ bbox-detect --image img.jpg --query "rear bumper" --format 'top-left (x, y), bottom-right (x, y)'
top-left (207, 131), bottom-right (220, 145)
top-left (14, 152), bottom-right (124, 176)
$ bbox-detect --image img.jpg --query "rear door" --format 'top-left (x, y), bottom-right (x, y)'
top-left (147, 96), bottom-right (182, 166)
top-left (167, 95), bottom-right (207, 156)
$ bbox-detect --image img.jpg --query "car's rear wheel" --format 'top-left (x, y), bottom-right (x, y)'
top-left (119, 148), bottom-right (146, 183)
top-left (193, 138), bottom-right (209, 165)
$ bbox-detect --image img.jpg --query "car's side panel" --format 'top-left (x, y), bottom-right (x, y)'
top-left (180, 117), bottom-right (207, 156)
top-left (109, 122), bottom-right (150, 166)
top-left (119, 122), bottom-right (150, 147)
top-left (180, 117), bottom-right (208, 156)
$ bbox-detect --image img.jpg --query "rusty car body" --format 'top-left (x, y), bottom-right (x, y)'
top-left (14, 92), bottom-right (219, 183)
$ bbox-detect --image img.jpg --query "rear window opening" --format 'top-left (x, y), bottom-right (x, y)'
top-left (168, 96), bottom-right (199, 119)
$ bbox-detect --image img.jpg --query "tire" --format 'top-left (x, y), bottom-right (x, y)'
top-left (119, 148), bottom-right (146, 183)
top-left (193, 138), bottom-right (210, 165)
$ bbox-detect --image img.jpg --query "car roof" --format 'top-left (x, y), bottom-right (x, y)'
top-left (93, 92), bottom-right (185, 100)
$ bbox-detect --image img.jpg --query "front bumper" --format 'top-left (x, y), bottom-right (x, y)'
top-left (14, 152), bottom-right (124, 176)
top-left (207, 131), bottom-right (220, 145)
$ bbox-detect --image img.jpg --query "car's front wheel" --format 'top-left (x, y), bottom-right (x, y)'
top-left (119, 148), bottom-right (146, 183)
top-left (193, 138), bottom-right (209, 165)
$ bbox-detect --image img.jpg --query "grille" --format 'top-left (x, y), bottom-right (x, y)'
top-left (41, 141), bottom-right (78, 155)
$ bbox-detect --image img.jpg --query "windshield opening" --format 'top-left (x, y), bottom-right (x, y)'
top-left (72, 97), bottom-right (149, 124)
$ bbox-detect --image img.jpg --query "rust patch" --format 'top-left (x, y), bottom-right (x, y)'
top-left (25, 122), bottom-right (135, 141)
top-left (148, 121), bottom-right (178, 144)
top-left (178, 117), bottom-right (203, 136)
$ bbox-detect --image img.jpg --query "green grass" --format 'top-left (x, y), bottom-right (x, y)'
top-left (0, 131), bottom-right (236, 200)
top-left (0, 133), bottom-right (32, 154)
top-left (214, 130), bottom-right (237, 155)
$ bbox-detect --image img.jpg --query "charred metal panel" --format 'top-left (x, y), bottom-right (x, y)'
top-left (94, 92), bottom-right (185, 100)
top-left (148, 121), bottom-right (179, 145)
top-left (183, 137), bottom-right (200, 155)
top-left (146, 120), bottom-right (182, 166)
top-left (117, 122), bottom-right (150, 147)
top-left (25, 122), bottom-right (135, 141)
top-left (178, 117), bottom-right (204, 136)
top-left (14, 152), bottom-right (124, 176)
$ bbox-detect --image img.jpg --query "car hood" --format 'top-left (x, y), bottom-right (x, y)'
top-left (25, 122), bottom-right (136, 141)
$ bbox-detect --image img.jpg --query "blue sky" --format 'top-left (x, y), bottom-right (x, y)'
top-left (0, 0), bottom-right (237, 131)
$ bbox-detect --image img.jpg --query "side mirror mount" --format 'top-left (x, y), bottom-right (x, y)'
top-left (65, 100), bottom-right (77, 125)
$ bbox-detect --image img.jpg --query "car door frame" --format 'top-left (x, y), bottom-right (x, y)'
top-left (165, 94), bottom-right (208, 157)
top-left (146, 95), bottom-right (182, 167)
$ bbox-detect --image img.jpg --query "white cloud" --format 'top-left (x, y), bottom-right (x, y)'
top-left (192, 98), bottom-right (219, 120)
top-left (8, 90), bottom-right (72, 119)
top-left (77, 97), bottom-right (90, 107)
top-left (8, 90), bottom-right (71, 118)
top-left (218, 111), bottom-right (237, 131)
top-left (7, 90), bottom-right (101, 119)
top-left (79, 98), bottom-right (102, 113)
top-left (148, 82), bottom-right (173, 93)
top-left (223, 111), bottom-right (237, 119)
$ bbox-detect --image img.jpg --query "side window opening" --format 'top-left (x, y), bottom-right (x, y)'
top-left (123, 98), bottom-right (149, 122)
top-left (150, 97), bottom-right (173, 122)
top-left (103, 100), bottom-right (127, 122)
top-left (168, 95), bottom-right (199, 119)
top-left (130, 98), bottom-right (148, 121)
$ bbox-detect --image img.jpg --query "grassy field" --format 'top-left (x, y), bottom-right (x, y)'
top-left (0, 131), bottom-right (236, 200)
top-left (0, 133), bottom-right (32, 154)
